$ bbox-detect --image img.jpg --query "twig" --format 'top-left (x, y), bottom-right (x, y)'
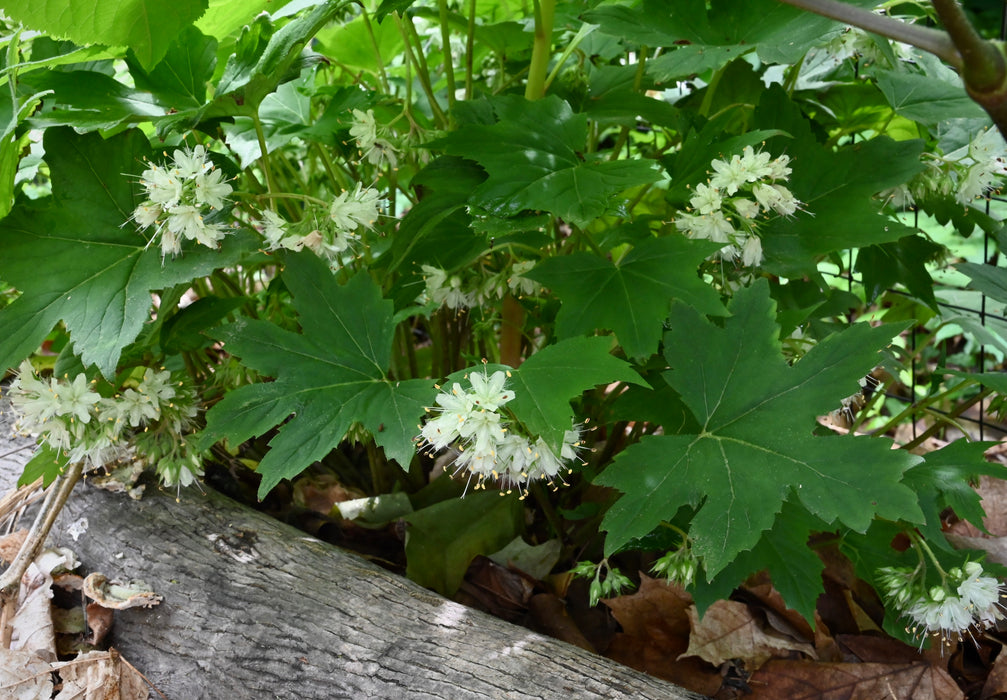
top-left (0, 462), bottom-right (83, 609)
top-left (776, 0), bottom-right (962, 67)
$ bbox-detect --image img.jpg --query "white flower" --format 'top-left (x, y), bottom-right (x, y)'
top-left (349, 109), bottom-right (378, 150)
top-left (753, 183), bottom-right (801, 216)
top-left (710, 154), bottom-right (749, 195)
top-left (172, 145), bottom-right (210, 178)
top-left (133, 203), bottom-right (163, 229)
top-left (508, 260), bottom-right (538, 296)
top-left (741, 235), bottom-right (763, 267)
top-left (468, 370), bottom-right (513, 412)
top-left (422, 265), bottom-right (476, 309)
top-left (690, 183), bottom-right (722, 215)
top-left (732, 198), bottom-right (761, 220)
top-left (55, 373), bottom-right (101, 424)
top-left (259, 210), bottom-right (289, 249)
top-left (141, 165), bottom-right (183, 206)
top-left (329, 183), bottom-right (383, 232)
top-left (193, 169), bottom-right (232, 210)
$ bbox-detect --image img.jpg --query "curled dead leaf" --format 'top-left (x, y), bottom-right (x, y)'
top-left (682, 600), bottom-right (816, 671)
top-left (82, 574), bottom-right (162, 610)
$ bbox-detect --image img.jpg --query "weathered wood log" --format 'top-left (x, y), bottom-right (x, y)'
top-left (0, 412), bottom-right (704, 700)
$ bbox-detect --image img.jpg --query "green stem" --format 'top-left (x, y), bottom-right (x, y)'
top-left (525, 0), bottom-right (556, 100)
top-left (395, 13), bottom-right (449, 127)
top-left (437, 0), bottom-right (458, 113)
top-left (776, 0), bottom-right (961, 67)
top-left (251, 111), bottom-right (278, 206)
top-left (465, 0), bottom-right (477, 99)
top-left (907, 530), bottom-right (949, 583)
top-left (543, 22), bottom-right (597, 93)
top-left (361, 7), bottom-right (391, 94)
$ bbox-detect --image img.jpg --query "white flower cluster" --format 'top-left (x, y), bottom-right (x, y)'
top-left (675, 146), bottom-right (802, 267)
top-left (885, 127), bottom-right (1007, 209)
top-left (417, 369), bottom-right (582, 494)
top-left (6, 363), bottom-right (202, 487)
top-left (349, 109), bottom-right (399, 169)
top-left (878, 562), bottom-right (1005, 645)
top-left (132, 145), bottom-right (233, 258)
top-left (420, 260), bottom-right (539, 310)
top-left (258, 183), bottom-right (384, 266)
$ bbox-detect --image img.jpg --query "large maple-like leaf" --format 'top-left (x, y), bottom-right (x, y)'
top-left (597, 280), bottom-right (922, 577)
top-left (200, 252), bottom-right (434, 499)
top-left (529, 236), bottom-right (727, 359)
top-left (428, 95), bottom-right (662, 228)
top-left (1, 0), bottom-right (208, 70)
top-left (0, 127), bottom-right (254, 378)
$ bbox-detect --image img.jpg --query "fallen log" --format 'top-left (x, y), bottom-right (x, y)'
top-left (0, 412), bottom-right (704, 699)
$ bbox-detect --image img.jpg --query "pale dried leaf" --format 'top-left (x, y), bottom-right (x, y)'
top-left (0, 529), bottom-right (28, 564)
top-left (750, 659), bottom-right (963, 699)
top-left (82, 574), bottom-right (161, 610)
top-left (0, 648), bottom-right (54, 699)
top-left (682, 600), bottom-right (816, 670)
top-left (54, 650), bottom-right (148, 700)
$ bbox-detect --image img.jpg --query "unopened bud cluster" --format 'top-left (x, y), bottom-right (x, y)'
top-left (675, 146), bottom-right (803, 267)
top-left (651, 544), bottom-right (698, 588)
top-left (416, 369), bottom-right (581, 494)
top-left (5, 362), bottom-right (203, 487)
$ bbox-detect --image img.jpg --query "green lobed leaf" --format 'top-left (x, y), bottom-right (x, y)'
top-left (427, 95), bottom-right (662, 228)
top-left (528, 236), bottom-right (727, 359)
top-left (0, 127), bottom-right (254, 377)
top-left (404, 490), bottom-right (523, 596)
top-left (875, 70), bottom-right (987, 126)
top-left (200, 252), bottom-right (434, 498)
top-left (2, 0), bottom-right (209, 71)
top-left (585, 0), bottom-right (876, 69)
top-left (127, 25), bottom-right (218, 110)
top-left (213, 0), bottom-right (348, 111)
top-left (755, 86), bottom-right (926, 273)
top-left (505, 336), bottom-right (646, 449)
top-left (902, 440), bottom-right (1005, 541)
top-left (856, 235), bottom-right (944, 310)
top-left (957, 262), bottom-right (1007, 308)
top-left (597, 280), bottom-right (922, 577)
top-left (691, 502), bottom-right (828, 623)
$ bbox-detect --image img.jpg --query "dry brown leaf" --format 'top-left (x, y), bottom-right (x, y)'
top-left (980, 645), bottom-right (1007, 700)
top-left (946, 475), bottom-right (1007, 538)
top-left (53, 650), bottom-right (148, 700)
top-left (749, 659), bottom-right (964, 700)
top-left (11, 548), bottom-right (78, 656)
top-left (945, 532), bottom-right (1007, 568)
top-left (0, 529), bottom-right (28, 564)
top-left (682, 600), bottom-right (816, 670)
top-left (603, 574), bottom-right (722, 696)
top-left (0, 648), bottom-right (54, 699)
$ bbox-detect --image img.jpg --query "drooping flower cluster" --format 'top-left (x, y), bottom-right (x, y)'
top-left (257, 183), bottom-right (384, 267)
top-left (878, 561), bottom-right (1005, 646)
top-left (420, 259), bottom-right (540, 311)
top-left (675, 146), bottom-right (803, 267)
top-left (884, 127), bottom-right (1007, 209)
top-left (416, 369), bottom-right (582, 494)
top-left (5, 363), bottom-right (203, 487)
top-left (132, 144), bottom-right (233, 259)
top-left (349, 109), bottom-right (400, 168)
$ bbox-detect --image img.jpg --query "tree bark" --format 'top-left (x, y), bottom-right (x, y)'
top-left (0, 410), bottom-right (704, 700)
